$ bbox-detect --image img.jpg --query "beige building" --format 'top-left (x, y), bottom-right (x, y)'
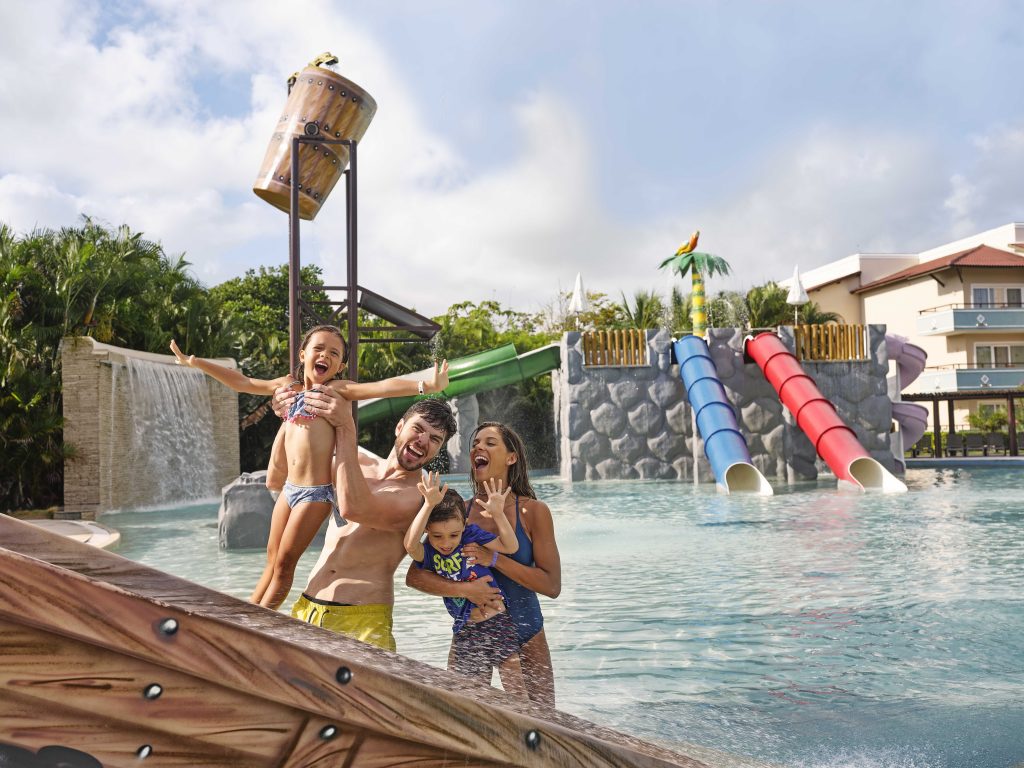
top-left (784, 222), bottom-right (1024, 432)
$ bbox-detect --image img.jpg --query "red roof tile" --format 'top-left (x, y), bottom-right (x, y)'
top-left (853, 245), bottom-right (1024, 293)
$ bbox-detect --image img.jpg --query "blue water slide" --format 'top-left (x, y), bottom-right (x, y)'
top-left (674, 336), bottom-right (773, 495)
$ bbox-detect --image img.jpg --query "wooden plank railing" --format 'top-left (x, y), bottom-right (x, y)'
top-left (794, 324), bottom-right (868, 361)
top-left (582, 329), bottom-right (649, 367)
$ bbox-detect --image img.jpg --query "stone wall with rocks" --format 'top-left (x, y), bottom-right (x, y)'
top-left (552, 326), bottom-right (896, 484)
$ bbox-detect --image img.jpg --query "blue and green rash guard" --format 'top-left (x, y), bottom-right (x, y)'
top-left (418, 524), bottom-right (504, 634)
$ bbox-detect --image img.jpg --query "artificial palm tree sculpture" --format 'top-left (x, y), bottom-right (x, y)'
top-left (659, 230), bottom-right (732, 338)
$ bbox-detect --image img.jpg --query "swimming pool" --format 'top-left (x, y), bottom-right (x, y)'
top-left (102, 467), bottom-right (1024, 768)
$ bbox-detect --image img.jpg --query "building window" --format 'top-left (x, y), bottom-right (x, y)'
top-left (971, 285), bottom-right (1024, 308)
top-left (973, 287), bottom-right (996, 308)
top-left (975, 343), bottom-right (1024, 367)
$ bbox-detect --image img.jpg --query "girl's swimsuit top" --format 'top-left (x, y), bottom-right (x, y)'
top-left (287, 390), bottom-right (317, 423)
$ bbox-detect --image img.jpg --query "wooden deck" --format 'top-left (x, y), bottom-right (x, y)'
top-left (0, 515), bottom-right (768, 768)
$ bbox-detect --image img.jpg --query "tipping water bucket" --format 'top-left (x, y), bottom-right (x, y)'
top-left (252, 57), bottom-right (377, 220)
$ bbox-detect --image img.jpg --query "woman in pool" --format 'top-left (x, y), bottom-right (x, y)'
top-left (406, 421), bottom-right (561, 707)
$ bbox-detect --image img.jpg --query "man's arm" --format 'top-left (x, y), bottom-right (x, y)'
top-left (405, 562), bottom-right (504, 611)
top-left (312, 385), bottom-right (423, 531)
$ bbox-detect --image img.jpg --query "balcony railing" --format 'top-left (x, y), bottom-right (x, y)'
top-left (793, 324), bottom-right (869, 362)
top-left (914, 363), bottom-right (1024, 391)
top-left (920, 302), bottom-right (1024, 312)
top-left (582, 329), bottom-right (649, 367)
top-left (917, 304), bottom-right (1024, 335)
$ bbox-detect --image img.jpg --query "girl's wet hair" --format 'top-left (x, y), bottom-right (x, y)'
top-left (293, 324), bottom-right (347, 381)
top-left (471, 421), bottom-right (536, 500)
top-left (427, 488), bottom-right (466, 525)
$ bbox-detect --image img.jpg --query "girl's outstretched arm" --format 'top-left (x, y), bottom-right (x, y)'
top-left (336, 359), bottom-right (449, 401)
top-left (170, 340), bottom-right (291, 395)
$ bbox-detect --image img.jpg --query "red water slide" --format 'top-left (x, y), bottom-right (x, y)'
top-left (745, 332), bottom-right (906, 493)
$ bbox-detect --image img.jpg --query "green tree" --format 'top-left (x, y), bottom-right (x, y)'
top-left (705, 290), bottom-right (746, 329)
top-left (967, 408), bottom-right (1007, 434)
top-left (744, 282), bottom-right (790, 329)
top-left (543, 290), bottom-right (625, 333)
top-left (669, 286), bottom-right (692, 334)
top-left (619, 289), bottom-right (666, 330)
top-left (0, 219), bottom-right (226, 511)
top-left (799, 301), bottom-right (843, 325)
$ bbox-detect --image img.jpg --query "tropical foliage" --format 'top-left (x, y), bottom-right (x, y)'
top-left (620, 290), bottom-right (666, 330)
top-left (0, 219), bottom-right (229, 511)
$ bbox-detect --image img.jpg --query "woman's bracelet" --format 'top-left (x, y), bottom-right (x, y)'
top-left (490, 551), bottom-right (499, 568)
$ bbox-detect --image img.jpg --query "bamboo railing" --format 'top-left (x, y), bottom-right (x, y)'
top-left (582, 329), bottom-right (649, 367)
top-left (793, 324), bottom-right (868, 362)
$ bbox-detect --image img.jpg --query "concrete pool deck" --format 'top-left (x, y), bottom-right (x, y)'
top-left (24, 519), bottom-right (120, 549)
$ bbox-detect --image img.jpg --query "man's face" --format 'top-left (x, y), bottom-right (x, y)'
top-left (393, 415), bottom-right (447, 471)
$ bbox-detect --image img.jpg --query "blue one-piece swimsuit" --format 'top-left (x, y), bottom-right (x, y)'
top-left (491, 496), bottom-right (545, 646)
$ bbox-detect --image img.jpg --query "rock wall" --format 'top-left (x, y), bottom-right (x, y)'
top-left (552, 326), bottom-right (896, 483)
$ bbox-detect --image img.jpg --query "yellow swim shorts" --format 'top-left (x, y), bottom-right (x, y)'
top-left (291, 594), bottom-right (396, 652)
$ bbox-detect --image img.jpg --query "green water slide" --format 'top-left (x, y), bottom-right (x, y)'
top-left (357, 343), bottom-right (562, 426)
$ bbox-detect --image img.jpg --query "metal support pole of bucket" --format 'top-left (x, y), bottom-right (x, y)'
top-left (345, 140), bottom-right (359, 425)
top-left (288, 134), bottom-right (359, 424)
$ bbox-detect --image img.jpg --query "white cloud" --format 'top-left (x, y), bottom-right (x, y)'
top-left (636, 124), bottom-right (1022, 294)
top-left (1, 1), bottom-right (1021, 322)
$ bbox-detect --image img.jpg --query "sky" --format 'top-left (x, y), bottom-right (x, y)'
top-left (1, 0), bottom-right (1023, 317)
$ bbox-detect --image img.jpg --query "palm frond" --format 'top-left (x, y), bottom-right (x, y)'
top-left (689, 252), bottom-right (732, 278)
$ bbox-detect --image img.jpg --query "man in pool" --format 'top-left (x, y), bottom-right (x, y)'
top-left (271, 386), bottom-right (504, 651)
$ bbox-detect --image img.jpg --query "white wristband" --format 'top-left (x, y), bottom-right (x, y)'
top-left (418, 381), bottom-right (425, 395)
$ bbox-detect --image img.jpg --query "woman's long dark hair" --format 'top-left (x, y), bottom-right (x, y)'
top-left (471, 421), bottom-right (536, 500)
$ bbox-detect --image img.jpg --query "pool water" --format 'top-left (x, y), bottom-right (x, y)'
top-left (102, 467), bottom-right (1024, 768)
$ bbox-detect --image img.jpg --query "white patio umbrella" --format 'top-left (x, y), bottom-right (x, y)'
top-left (786, 265), bottom-right (808, 326)
top-left (568, 272), bottom-right (589, 326)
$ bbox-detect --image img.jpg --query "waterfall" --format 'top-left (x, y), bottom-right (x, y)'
top-left (121, 357), bottom-right (220, 506)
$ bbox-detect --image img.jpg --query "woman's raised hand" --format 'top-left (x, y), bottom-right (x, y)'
top-left (474, 477), bottom-right (511, 519)
top-left (169, 340), bottom-right (194, 367)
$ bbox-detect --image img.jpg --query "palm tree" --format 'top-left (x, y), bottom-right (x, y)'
top-left (744, 282), bottom-right (790, 329)
top-left (669, 285), bottom-right (692, 333)
top-left (659, 230), bottom-right (731, 338)
top-left (620, 289), bottom-right (666, 330)
top-left (799, 301), bottom-right (843, 325)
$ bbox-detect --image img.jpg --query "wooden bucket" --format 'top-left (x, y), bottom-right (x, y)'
top-left (252, 66), bottom-right (377, 220)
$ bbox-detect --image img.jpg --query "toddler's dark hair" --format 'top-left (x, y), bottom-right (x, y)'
top-left (427, 488), bottom-right (466, 525)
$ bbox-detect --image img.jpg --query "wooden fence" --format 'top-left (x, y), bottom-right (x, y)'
top-left (793, 324), bottom-right (868, 361)
top-left (582, 329), bottom-right (649, 367)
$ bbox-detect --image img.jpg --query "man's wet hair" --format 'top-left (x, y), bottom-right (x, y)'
top-left (403, 397), bottom-right (457, 442)
top-left (427, 488), bottom-right (466, 525)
